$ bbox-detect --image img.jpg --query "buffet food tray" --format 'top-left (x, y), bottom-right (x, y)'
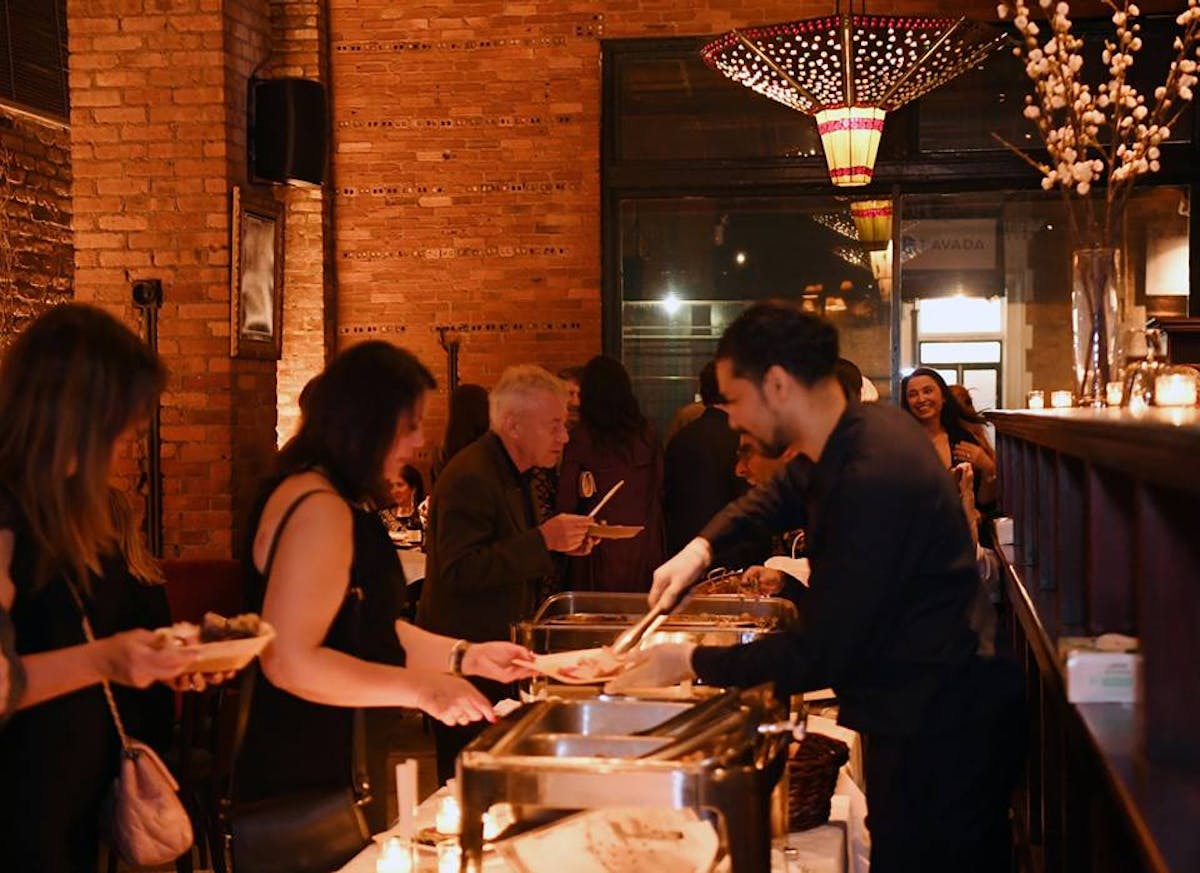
top-left (457, 686), bottom-right (792, 872)
top-left (515, 591), bottom-right (798, 654)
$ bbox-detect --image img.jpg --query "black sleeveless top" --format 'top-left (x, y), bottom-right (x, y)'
top-left (0, 485), bottom-right (173, 873)
top-left (235, 483), bottom-right (407, 801)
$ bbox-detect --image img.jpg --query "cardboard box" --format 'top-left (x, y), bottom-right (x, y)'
top-left (1058, 636), bottom-right (1141, 704)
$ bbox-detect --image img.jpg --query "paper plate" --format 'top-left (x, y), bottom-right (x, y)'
top-left (178, 623), bottom-right (276, 674)
top-left (587, 524), bottom-right (644, 540)
top-left (515, 648), bottom-right (625, 685)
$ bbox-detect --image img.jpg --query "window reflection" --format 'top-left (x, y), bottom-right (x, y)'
top-left (619, 196), bottom-right (893, 434)
top-left (900, 187), bottom-right (1190, 408)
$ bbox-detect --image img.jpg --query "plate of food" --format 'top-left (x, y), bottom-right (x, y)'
top-left (157, 612), bottom-right (275, 674)
top-left (515, 648), bottom-right (626, 685)
top-left (587, 524), bottom-right (644, 540)
top-left (389, 529), bottom-right (423, 547)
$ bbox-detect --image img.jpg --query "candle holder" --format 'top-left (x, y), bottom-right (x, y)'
top-left (376, 837), bottom-right (414, 873)
top-left (482, 802), bottom-right (514, 842)
top-left (1153, 367), bottom-right (1199, 408)
top-left (1122, 327), bottom-right (1166, 410)
top-left (435, 794), bottom-right (462, 836)
top-left (436, 837), bottom-right (461, 873)
top-left (1105, 381), bottom-right (1124, 407)
top-left (1050, 390), bottom-right (1074, 409)
top-left (1026, 390), bottom-right (1045, 409)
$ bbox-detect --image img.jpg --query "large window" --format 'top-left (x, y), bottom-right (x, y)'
top-left (0, 0), bottom-right (69, 120)
top-left (620, 196), bottom-right (893, 435)
top-left (603, 20), bottom-right (1196, 426)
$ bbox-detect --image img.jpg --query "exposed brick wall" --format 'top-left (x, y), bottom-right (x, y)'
top-left (0, 108), bottom-right (73, 344)
top-left (68, 0), bottom-right (275, 559)
top-left (323, 0), bottom-right (1005, 466)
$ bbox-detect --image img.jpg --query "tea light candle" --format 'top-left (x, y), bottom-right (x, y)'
top-left (435, 794), bottom-right (461, 835)
top-left (1105, 381), bottom-right (1124, 407)
top-left (1050, 390), bottom-right (1073, 408)
top-left (482, 811), bottom-right (501, 841)
top-left (437, 839), bottom-right (461, 873)
top-left (482, 802), bottom-right (514, 841)
top-left (1026, 390), bottom-right (1045, 409)
top-left (376, 837), bottom-right (413, 873)
top-left (1155, 372), bottom-right (1197, 407)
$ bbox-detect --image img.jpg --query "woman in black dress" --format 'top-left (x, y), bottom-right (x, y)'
top-left (234, 342), bottom-right (533, 837)
top-left (0, 304), bottom-right (204, 872)
top-left (901, 367), bottom-right (997, 509)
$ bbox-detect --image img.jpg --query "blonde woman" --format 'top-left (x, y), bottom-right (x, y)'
top-left (0, 304), bottom-right (202, 872)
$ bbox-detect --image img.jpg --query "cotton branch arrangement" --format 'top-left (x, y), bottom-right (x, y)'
top-left (995, 0), bottom-right (1200, 247)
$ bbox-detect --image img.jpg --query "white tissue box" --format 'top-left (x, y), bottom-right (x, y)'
top-left (1058, 636), bottom-right (1141, 704)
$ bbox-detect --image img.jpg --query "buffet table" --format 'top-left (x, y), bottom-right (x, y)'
top-left (338, 717), bottom-right (868, 873)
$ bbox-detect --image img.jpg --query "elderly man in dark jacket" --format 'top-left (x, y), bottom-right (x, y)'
top-left (417, 364), bottom-right (594, 781)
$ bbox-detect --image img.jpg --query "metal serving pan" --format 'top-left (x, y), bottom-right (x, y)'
top-left (515, 591), bottom-right (798, 654)
top-left (457, 686), bottom-right (792, 872)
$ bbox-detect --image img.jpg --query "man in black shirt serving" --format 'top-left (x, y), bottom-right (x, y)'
top-left (609, 301), bottom-right (1022, 873)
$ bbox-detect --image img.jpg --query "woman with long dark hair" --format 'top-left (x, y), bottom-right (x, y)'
top-left (0, 304), bottom-right (202, 872)
top-left (900, 367), bottom-right (997, 507)
top-left (556, 355), bottom-right (665, 591)
top-left (233, 342), bottom-right (532, 848)
top-left (431, 383), bottom-right (489, 485)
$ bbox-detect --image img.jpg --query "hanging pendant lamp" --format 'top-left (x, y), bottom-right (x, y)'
top-left (849, 198), bottom-right (893, 249)
top-left (701, 9), bottom-right (1006, 186)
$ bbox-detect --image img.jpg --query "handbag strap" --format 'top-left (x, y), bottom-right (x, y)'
top-left (226, 487), bottom-right (370, 806)
top-left (65, 580), bottom-right (133, 753)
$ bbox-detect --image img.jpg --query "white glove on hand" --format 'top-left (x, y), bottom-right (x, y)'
top-left (604, 643), bottom-right (697, 694)
top-left (648, 538), bottom-right (712, 610)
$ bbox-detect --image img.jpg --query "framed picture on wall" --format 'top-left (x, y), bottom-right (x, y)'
top-left (229, 185), bottom-right (284, 359)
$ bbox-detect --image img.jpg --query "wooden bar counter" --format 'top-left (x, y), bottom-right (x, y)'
top-left (987, 408), bottom-right (1200, 873)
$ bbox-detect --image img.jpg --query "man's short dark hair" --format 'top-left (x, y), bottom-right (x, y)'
top-left (716, 300), bottom-right (839, 386)
top-left (698, 361), bottom-right (721, 406)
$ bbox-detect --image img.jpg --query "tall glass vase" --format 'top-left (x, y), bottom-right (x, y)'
top-left (1071, 247), bottom-right (1122, 407)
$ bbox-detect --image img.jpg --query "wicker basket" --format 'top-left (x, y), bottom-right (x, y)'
top-left (786, 732), bottom-right (850, 831)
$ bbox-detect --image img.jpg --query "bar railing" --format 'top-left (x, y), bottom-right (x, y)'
top-left (988, 407), bottom-right (1200, 873)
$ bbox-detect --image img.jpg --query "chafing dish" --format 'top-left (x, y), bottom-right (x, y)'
top-left (515, 591), bottom-right (798, 654)
top-left (457, 686), bottom-right (794, 872)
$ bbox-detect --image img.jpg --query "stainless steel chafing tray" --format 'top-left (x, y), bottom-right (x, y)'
top-left (515, 591), bottom-right (799, 654)
top-left (456, 686), bottom-right (794, 872)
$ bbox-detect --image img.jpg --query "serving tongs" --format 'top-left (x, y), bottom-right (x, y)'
top-left (609, 566), bottom-right (739, 656)
top-left (631, 688), bottom-right (743, 738)
top-left (639, 707), bottom-right (755, 763)
top-left (609, 604), bottom-right (673, 657)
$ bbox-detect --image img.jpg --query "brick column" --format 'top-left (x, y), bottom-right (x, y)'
top-left (69, 0), bottom-right (276, 558)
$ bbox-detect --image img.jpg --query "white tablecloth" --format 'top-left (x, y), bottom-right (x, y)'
top-left (339, 744), bottom-right (868, 873)
top-left (397, 549), bottom-right (425, 583)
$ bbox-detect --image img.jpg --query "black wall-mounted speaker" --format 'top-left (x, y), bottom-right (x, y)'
top-left (250, 77), bottom-right (327, 186)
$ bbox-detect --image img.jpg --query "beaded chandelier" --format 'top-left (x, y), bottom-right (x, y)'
top-left (701, 12), bottom-right (1006, 186)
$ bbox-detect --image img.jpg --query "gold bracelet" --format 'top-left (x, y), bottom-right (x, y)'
top-left (449, 639), bottom-right (471, 676)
